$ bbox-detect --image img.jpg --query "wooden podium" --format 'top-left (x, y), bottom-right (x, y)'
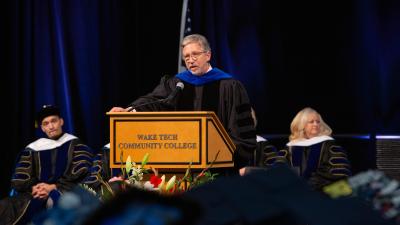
top-left (107, 111), bottom-right (236, 170)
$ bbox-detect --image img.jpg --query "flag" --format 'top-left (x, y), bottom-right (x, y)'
top-left (178, 0), bottom-right (192, 73)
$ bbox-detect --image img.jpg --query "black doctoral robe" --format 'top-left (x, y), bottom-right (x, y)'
top-left (276, 135), bottom-right (352, 191)
top-left (0, 133), bottom-right (93, 225)
top-left (129, 68), bottom-right (256, 169)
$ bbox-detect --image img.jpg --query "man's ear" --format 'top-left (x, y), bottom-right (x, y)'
top-left (60, 118), bottom-right (64, 126)
top-left (206, 51), bottom-right (211, 62)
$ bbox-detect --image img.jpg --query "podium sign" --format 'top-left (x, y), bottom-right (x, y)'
top-left (108, 111), bottom-right (235, 169)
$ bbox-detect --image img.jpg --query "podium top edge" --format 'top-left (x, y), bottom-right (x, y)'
top-left (106, 111), bottom-right (217, 116)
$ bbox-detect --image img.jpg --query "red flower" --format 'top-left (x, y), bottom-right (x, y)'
top-left (150, 175), bottom-right (162, 187)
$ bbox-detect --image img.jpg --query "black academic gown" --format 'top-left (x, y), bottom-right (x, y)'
top-left (129, 73), bottom-right (256, 169)
top-left (277, 135), bottom-right (352, 191)
top-left (0, 133), bottom-right (93, 225)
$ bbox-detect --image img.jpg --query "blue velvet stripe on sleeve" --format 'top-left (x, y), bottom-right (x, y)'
top-left (12, 150), bottom-right (32, 181)
top-left (71, 145), bottom-right (93, 175)
top-left (83, 153), bottom-right (103, 185)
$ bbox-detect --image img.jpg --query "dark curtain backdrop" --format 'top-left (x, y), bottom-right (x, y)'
top-left (1, 0), bottom-right (400, 197)
top-left (188, 0), bottom-right (400, 135)
top-left (1, 0), bottom-right (183, 197)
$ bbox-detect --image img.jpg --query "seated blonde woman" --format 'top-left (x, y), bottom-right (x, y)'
top-left (276, 107), bottom-right (352, 191)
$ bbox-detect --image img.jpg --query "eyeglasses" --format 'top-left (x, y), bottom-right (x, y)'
top-left (183, 51), bottom-right (207, 62)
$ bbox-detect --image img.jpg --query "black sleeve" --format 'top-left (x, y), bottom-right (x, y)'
top-left (254, 140), bottom-right (279, 167)
top-left (11, 149), bottom-right (38, 193)
top-left (308, 141), bottom-right (352, 191)
top-left (56, 141), bottom-right (94, 192)
top-left (81, 152), bottom-right (105, 190)
top-left (221, 80), bottom-right (257, 168)
top-left (129, 75), bottom-right (179, 111)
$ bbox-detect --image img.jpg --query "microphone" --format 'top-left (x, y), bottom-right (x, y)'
top-left (127, 82), bottom-right (184, 112)
top-left (164, 82), bottom-right (184, 102)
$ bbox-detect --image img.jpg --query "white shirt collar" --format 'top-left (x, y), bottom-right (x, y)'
top-left (26, 133), bottom-right (78, 151)
top-left (256, 135), bottom-right (267, 142)
top-left (287, 135), bottom-right (334, 147)
top-left (207, 65), bottom-right (212, 73)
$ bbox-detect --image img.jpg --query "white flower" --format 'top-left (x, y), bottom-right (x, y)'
top-left (143, 181), bottom-right (155, 190)
top-left (166, 175), bottom-right (176, 191)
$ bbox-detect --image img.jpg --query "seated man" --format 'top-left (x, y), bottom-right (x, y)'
top-left (0, 105), bottom-right (94, 225)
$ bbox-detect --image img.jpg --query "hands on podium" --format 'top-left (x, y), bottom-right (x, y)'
top-left (109, 106), bottom-right (136, 112)
top-left (239, 166), bottom-right (263, 176)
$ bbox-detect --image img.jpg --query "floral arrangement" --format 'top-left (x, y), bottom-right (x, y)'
top-left (323, 170), bottom-right (400, 221)
top-left (84, 152), bottom-right (219, 201)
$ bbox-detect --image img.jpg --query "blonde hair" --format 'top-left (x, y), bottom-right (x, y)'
top-left (289, 107), bottom-right (332, 141)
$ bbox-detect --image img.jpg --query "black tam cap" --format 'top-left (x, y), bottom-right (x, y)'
top-left (36, 105), bottom-right (61, 126)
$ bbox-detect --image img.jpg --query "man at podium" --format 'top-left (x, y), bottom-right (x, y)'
top-left (110, 34), bottom-right (256, 170)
